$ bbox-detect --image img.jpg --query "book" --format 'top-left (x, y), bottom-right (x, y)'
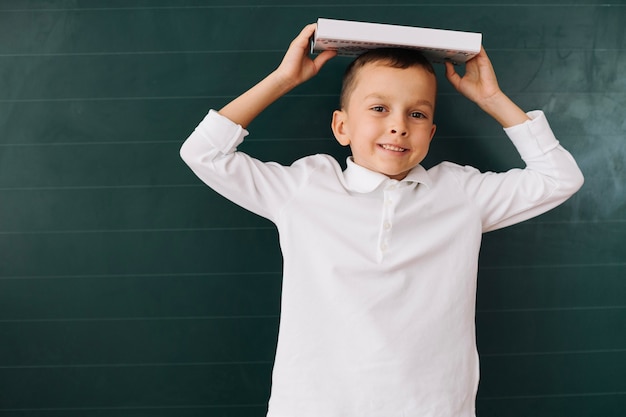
top-left (310, 18), bottom-right (482, 65)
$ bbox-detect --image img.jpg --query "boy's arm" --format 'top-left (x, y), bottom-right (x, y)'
top-left (444, 48), bottom-right (584, 231)
top-left (219, 23), bottom-right (336, 128)
top-left (444, 48), bottom-right (529, 128)
top-left (180, 24), bottom-right (336, 221)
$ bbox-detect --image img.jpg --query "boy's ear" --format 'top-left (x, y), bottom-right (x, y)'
top-left (331, 110), bottom-right (351, 146)
top-left (430, 123), bottom-right (437, 141)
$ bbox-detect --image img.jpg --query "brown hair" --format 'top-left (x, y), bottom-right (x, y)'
top-left (339, 48), bottom-right (436, 110)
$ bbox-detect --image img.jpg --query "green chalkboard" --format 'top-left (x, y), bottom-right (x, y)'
top-left (1, 1), bottom-right (624, 416)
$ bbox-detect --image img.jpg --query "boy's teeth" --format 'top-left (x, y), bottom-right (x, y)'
top-left (382, 144), bottom-right (406, 152)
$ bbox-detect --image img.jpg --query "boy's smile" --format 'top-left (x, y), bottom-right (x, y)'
top-left (332, 63), bottom-right (437, 180)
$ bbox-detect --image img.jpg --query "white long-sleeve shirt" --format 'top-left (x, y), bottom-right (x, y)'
top-left (180, 109), bottom-right (583, 417)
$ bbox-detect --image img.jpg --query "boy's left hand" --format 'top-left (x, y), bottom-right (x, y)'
top-left (444, 47), bottom-right (502, 106)
top-left (445, 47), bottom-right (530, 128)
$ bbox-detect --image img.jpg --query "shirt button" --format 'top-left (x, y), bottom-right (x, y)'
top-left (380, 242), bottom-right (388, 251)
top-left (383, 221), bottom-right (392, 230)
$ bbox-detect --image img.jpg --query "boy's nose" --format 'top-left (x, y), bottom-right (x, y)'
top-left (390, 115), bottom-right (408, 136)
top-left (390, 128), bottom-right (407, 136)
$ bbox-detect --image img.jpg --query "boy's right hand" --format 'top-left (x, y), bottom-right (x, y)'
top-left (274, 23), bottom-right (337, 90)
top-left (218, 23), bottom-right (335, 128)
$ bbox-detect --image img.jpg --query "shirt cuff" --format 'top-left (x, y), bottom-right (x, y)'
top-left (194, 109), bottom-right (249, 154)
top-left (503, 110), bottom-right (560, 160)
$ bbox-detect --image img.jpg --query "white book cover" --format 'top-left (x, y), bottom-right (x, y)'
top-left (311, 18), bottom-right (482, 64)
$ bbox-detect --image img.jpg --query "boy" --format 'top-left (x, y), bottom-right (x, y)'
top-left (180, 23), bottom-right (583, 417)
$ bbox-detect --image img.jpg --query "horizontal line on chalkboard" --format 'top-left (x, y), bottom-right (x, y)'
top-left (0, 226), bottom-right (276, 235)
top-left (481, 262), bottom-right (626, 270)
top-left (0, 360), bottom-right (273, 370)
top-left (2, 350), bottom-right (625, 372)
top-left (0, 49), bottom-right (282, 57)
top-left (0, 95), bottom-right (242, 103)
top-left (2, 306), bottom-right (623, 324)
top-left (0, 404), bottom-right (267, 413)
top-left (477, 305), bottom-right (626, 313)
top-left (0, 136), bottom-right (499, 146)
top-left (0, 139), bottom-right (185, 147)
top-left (0, 91), bottom-right (623, 103)
top-left (0, 47), bottom-right (624, 58)
top-left (0, 184), bottom-right (204, 191)
top-left (2, 264), bottom-right (621, 281)
top-left (13, 391), bottom-right (626, 414)
top-left (479, 391), bottom-right (626, 401)
top-left (1, 4), bottom-right (624, 12)
top-left (0, 271), bottom-right (281, 280)
top-left (1, 221), bottom-right (624, 236)
top-left (481, 348), bottom-right (626, 358)
top-left (0, 315), bottom-right (279, 323)
top-left (0, 133), bottom-right (620, 147)
top-left (2, 308), bottom-right (623, 324)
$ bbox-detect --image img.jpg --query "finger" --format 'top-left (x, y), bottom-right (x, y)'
top-left (444, 61), bottom-right (461, 87)
top-left (461, 47), bottom-right (487, 73)
top-left (292, 23), bottom-right (317, 47)
top-left (444, 61), bottom-right (456, 77)
top-left (284, 24), bottom-right (317, 62)
top-left (313, 49), bottom-right (337, 70)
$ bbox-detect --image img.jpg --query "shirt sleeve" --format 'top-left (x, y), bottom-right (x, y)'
top-left (179, 110), bottom-right (323, 222)
top-left (446, 110), bottom-right (584, 232)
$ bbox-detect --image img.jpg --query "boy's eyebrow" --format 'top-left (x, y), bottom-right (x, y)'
top-left (364, 93), bottom-right (434, 109)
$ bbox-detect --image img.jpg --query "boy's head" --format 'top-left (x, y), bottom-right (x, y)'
top-left (332, 48), bottom-right (438, 181)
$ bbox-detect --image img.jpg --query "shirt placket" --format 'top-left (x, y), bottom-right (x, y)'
top-left (377, 181), bottom-right (400, 262)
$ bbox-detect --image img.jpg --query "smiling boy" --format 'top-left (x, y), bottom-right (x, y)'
top-left (180, 23), bottom-right (583, 417)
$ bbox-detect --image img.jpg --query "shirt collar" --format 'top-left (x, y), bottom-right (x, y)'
top-left (342, 157), bottom-right (432, 193)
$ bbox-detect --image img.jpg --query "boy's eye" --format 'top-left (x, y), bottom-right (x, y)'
top-left (410, 111), bottom-right (426, 119)
top-left (371, 106), bottom-right (386, 112)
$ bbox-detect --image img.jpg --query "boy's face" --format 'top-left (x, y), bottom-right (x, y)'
top-left (332, 62), bottom-right (437, 181)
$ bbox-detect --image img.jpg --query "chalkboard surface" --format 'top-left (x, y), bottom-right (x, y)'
top-left (1, 1), bottom-right (624, 416)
